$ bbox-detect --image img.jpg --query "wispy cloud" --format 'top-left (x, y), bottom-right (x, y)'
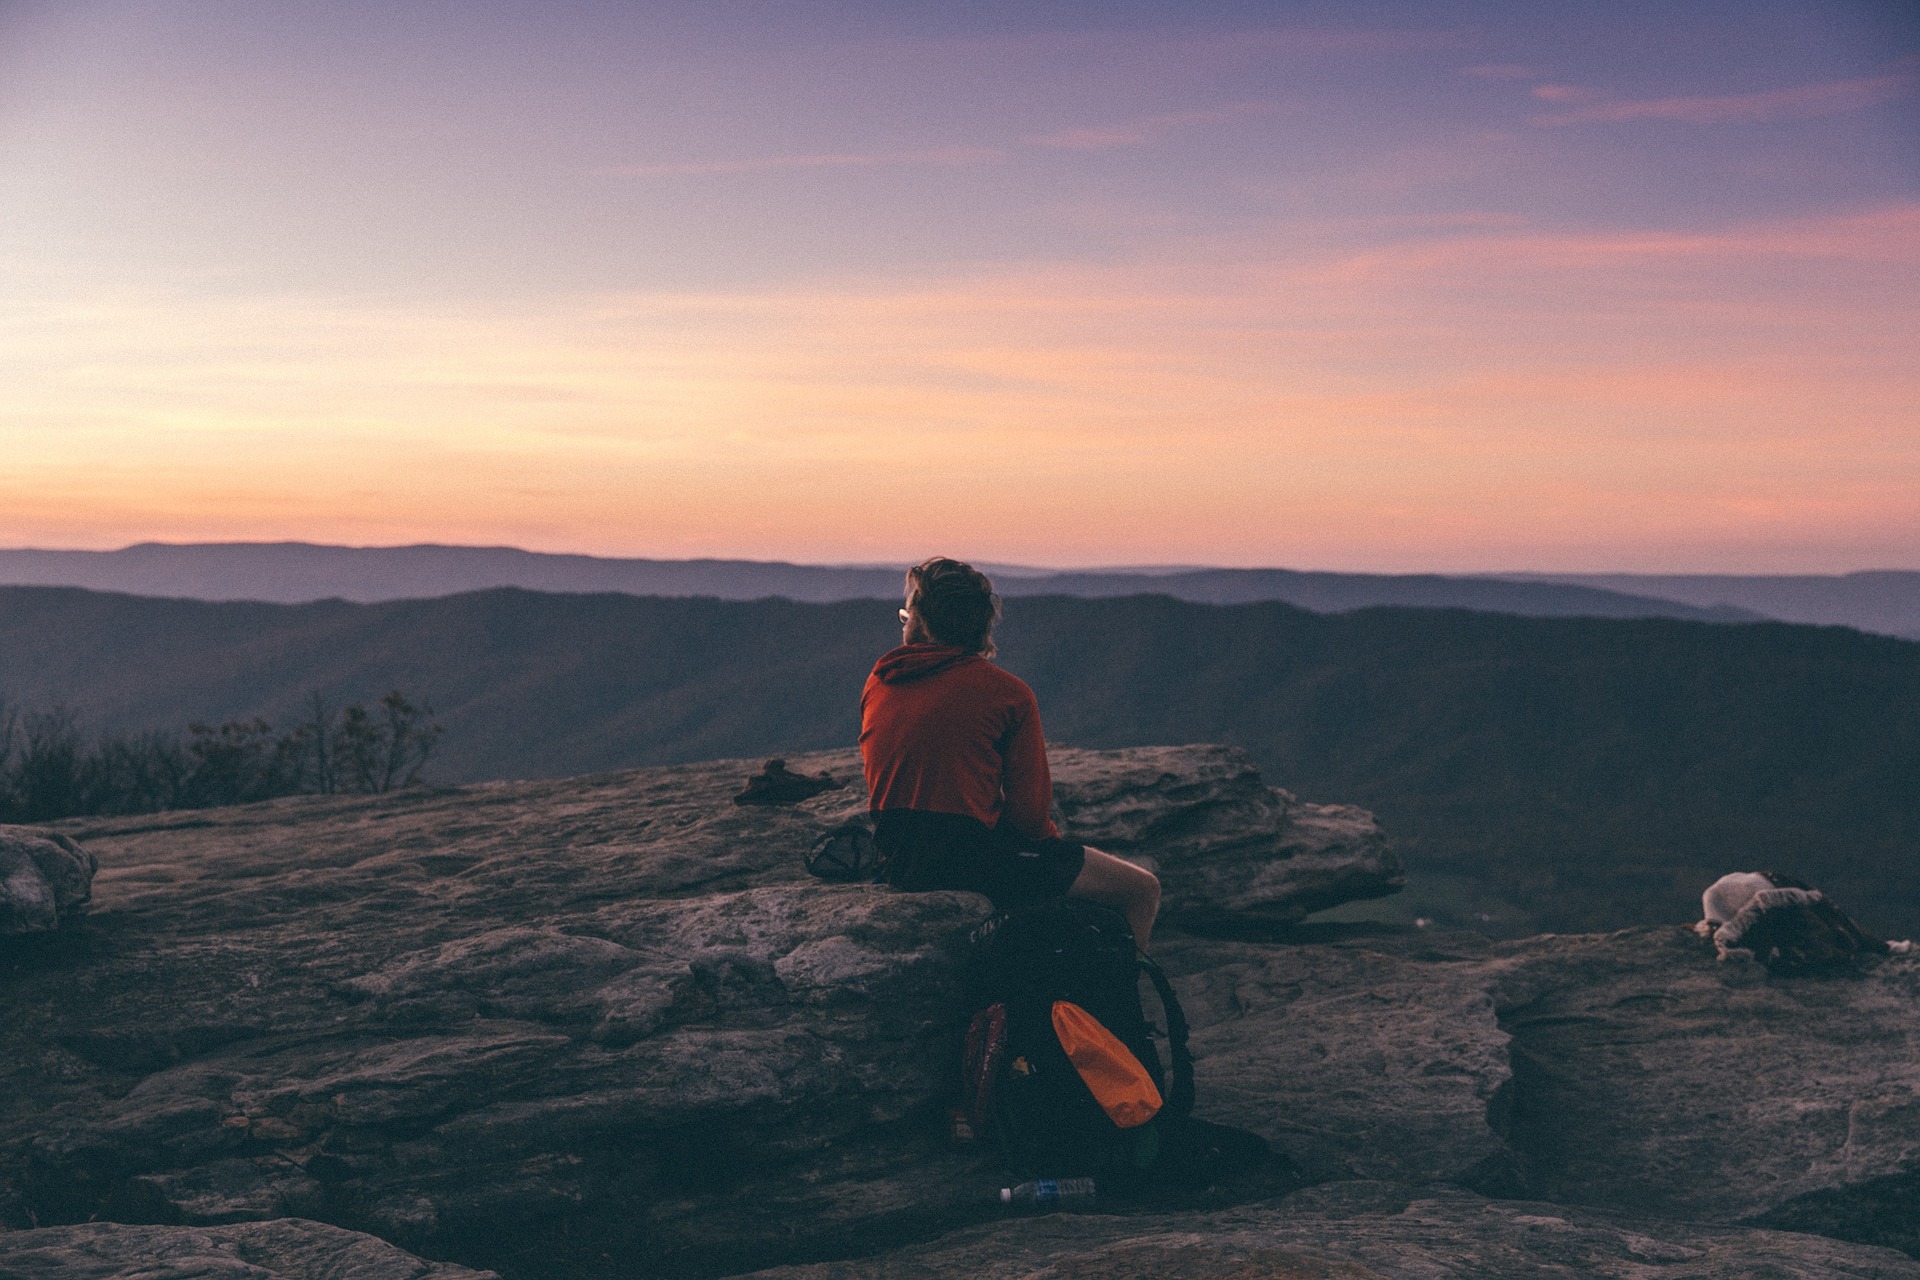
top-left (1462, 64), bottom-right (1540, 81)
top-left (1534, 63), bottom-right (1919, 127)
top-left (1027, 101), bottom-right (1278, 152)
top-left (601, 99), bottom-right (1277, 178)
top-left (1530, 84), bottom-right (1600, 104)
top-left (597, 145), bottom-right (1004, 178)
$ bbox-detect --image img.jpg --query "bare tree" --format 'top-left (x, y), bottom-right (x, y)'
top-left (334, 691), bottom-right (441, 793)
top-left (301, 691), bottom-right (339, 795)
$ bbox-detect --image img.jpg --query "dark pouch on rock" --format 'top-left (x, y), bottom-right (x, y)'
top-left (735, 758), bottom-right (845, 806)
top-left (806, 822), bottom-right (880, 882)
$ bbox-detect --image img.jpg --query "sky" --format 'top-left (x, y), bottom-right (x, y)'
top-left (1, 0), bottom-right (1916, 572)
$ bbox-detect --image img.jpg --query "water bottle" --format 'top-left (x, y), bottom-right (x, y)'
top-left (999, 1177), bottom-right (1095, 1209)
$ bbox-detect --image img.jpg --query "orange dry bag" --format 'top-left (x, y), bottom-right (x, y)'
top-left (1051, 1000), bottom-right (1162, 1129)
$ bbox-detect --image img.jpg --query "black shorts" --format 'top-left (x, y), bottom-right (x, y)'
top-left (873, 809), bottom-right (1086, 908)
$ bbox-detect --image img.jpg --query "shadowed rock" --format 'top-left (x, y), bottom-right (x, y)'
top-left (1493, 926), bottom-right (1920, 1255)
top-left (0, 826), bottom-right (98, 935)
top-left (736, 1181), bottom-right (1920, 1280)
top-left (0, 1217), bottom-right (498, 1278)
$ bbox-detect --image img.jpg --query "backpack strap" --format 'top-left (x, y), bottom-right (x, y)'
top-left (1138, 955), bottom-right (1194, 1120)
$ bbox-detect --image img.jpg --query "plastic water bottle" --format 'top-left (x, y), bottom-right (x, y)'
top-left (999, 1177), bottom-right (1095, 1209)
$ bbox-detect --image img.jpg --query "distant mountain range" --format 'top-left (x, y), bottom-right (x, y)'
top-left (8, 541), bottom-right (1915, 636)
top-left (3, 584), bottom-right (1916, 938)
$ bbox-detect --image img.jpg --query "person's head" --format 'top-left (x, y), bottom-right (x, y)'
top-left (901, 557), bottom-right (1001, 656)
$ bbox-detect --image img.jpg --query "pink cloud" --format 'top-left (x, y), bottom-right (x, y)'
top-left (1534, 64), bottom-right (1918, 126)
top-left (1530, 84), bottom-right (1598, 103)
top-left (599, 146), bottom-right (1004, 178)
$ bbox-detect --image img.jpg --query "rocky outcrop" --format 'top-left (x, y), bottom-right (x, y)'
top-left (4, 745), bottom-right (1919, 1280)
top-left (1051, 744), bottom-right (1401, 926)
top-left (0, 826), bottom-right (97, 935)
top-left (1492, 927), bottom-right (1920, 1256)
top-left (0, 1216), bottom-right (498, 1278)
top-left (0, 746), bottom-right (1388, 1279)
top-left (739, 1181), bottom-right (1920, 1280)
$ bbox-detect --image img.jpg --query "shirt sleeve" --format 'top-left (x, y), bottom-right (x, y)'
top-left (999, 689), bottom-right (1060, 839)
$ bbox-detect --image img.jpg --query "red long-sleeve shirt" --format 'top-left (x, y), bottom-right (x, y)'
top-left (859, 644), bottom-right (1060, 839)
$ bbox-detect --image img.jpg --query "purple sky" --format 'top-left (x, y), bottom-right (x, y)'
top-left (2, 1), bottom-right (1915, 570)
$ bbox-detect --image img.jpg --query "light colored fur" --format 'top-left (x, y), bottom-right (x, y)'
top-left (1694, 870), bottom-right (1914, 959)
top-left (1699, 871), bottom-right (1774, 930)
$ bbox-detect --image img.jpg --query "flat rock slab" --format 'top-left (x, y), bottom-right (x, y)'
top-left (0, 1216), bottom-right (497, 1279)
top-left (0, 747), bottom-right (1392, 1280)
top-left (738, 1181), bottom-right (1920, 1280)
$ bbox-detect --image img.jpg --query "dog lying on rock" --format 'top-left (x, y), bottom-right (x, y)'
top-left (1696, 871), bottom-right (1913, 974)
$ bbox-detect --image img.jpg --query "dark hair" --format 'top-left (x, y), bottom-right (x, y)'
top-left (905, 557), bottom-right (1001, 656)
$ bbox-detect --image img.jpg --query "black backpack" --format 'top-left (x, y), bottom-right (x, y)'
top-left (958, 900), bottom-right (1195, 1186)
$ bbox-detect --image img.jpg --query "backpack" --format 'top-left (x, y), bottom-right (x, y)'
top-left (958, 900), bottom-right (1195, 1186)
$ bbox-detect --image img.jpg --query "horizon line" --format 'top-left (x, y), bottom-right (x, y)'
top-left (0, 540), bottom-right (1914, 580)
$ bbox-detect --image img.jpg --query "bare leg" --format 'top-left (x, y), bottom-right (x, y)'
top-left (1068, 846), bottom-right (1161, 952)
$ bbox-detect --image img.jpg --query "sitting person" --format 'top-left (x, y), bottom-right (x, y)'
top-left (859, 556), bottom-right (1162, 950)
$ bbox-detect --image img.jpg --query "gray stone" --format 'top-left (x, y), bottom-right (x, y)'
top-left (0, 1216), bottom-right (497, 1278)
top-left (0, 825), bottom-right (97, 935)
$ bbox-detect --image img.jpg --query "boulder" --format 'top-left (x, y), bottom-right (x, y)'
top-left (0, 825), bottom-right (97, 935)
top-left (0, 1216), bottom-right (497, 1278)
top-left (1051, 744), bottom-right (1403, 925)
top-left (737, 1180), bottom-right (1920, 1280)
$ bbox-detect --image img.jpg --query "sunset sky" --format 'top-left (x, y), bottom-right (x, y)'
top-left (2, 0), bottom-right (1915, 571)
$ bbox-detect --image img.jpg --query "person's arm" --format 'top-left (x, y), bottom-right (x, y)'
top-left (1000, 691), bottom-right (1060, 839)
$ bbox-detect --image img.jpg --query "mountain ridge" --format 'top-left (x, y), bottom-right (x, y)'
top-left (0, 540), bottom-right (1811, 629)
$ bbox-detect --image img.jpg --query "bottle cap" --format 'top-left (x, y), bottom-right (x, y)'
top-left (999, 1188), bottom-right (1012, 1203)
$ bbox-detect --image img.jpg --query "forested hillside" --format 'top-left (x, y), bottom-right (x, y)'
top-left (3, 585), bottom-right (1915, 935)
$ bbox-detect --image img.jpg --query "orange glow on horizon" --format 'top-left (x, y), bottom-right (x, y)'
top-left (3, 205), bottom-right (1916, 573)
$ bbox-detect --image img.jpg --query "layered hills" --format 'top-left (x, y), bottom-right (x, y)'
top-left (7, 540), bottom-right (1883, 629)
top-left (2, 585), bottom-right (1916, 937)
